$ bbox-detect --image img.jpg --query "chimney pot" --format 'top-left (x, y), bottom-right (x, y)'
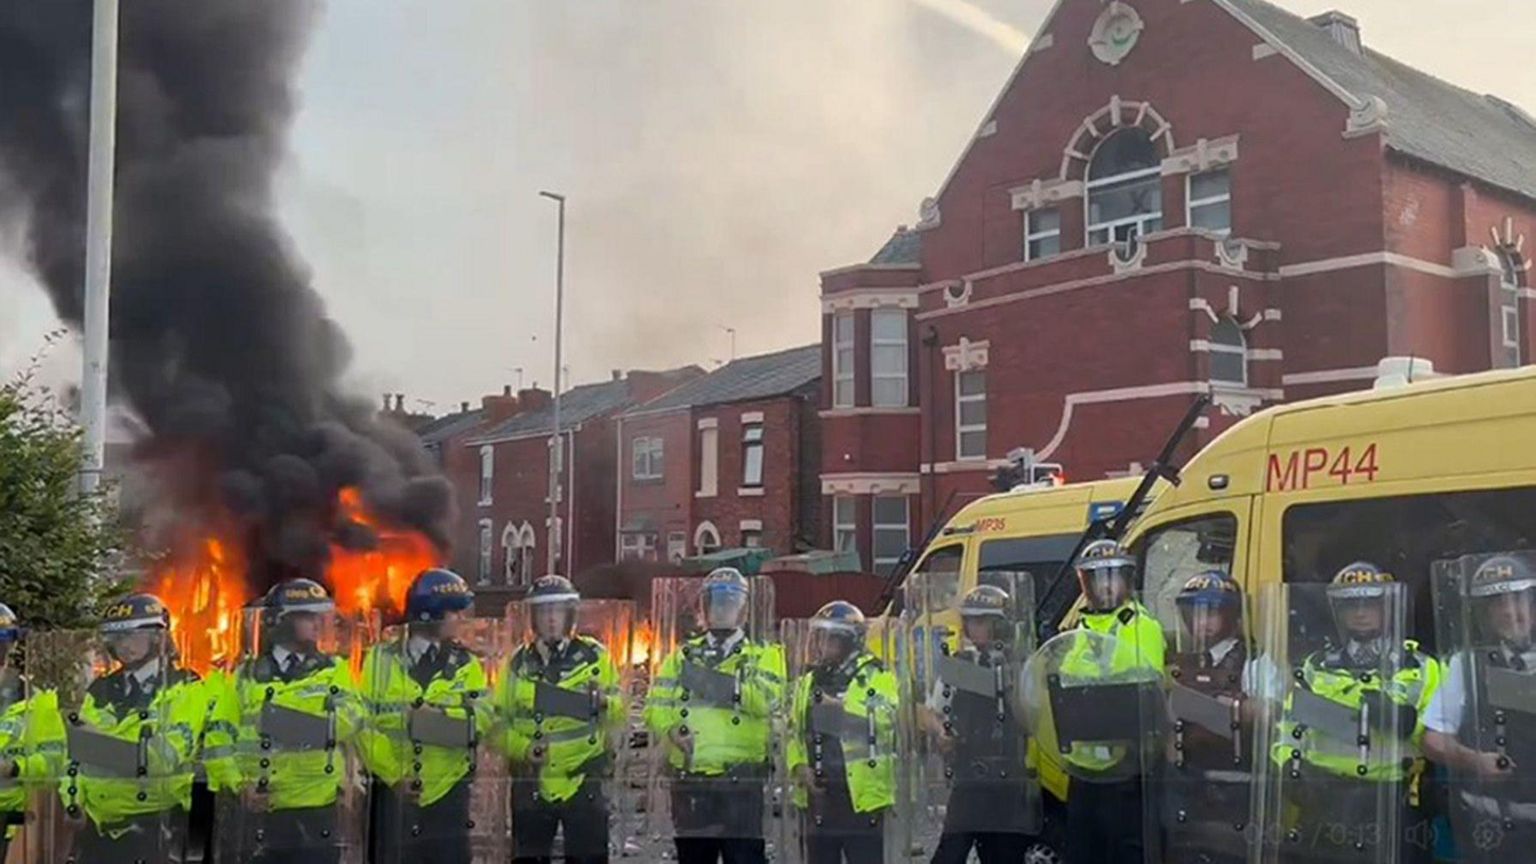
top-left (461, 401), bottom-right (470, 413)
top-left (1308, 10), bottom-right (1361, 54)
top-left (612, 369), bottom-right (622, 382)
top-left (382, 394), bottom-right (391, 411)
top-left (503, 385), bottom-right (512, 396)
top-left (395, 394), bottom-right (405, 411)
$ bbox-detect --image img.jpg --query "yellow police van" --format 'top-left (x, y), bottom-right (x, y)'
top-left (1124, 362), bottom-right (1536, 655)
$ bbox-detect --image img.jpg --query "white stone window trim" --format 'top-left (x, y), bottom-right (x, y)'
top-left (1160, 135), bottom-right (1240, 177)
top-left (477, 445), bottom-right (494, 506)
top-left (696, 417), bottom-right (718, 430)
top-left (956, 369), bottom-right (988, 462)
top-left (694, 521), bottom-right (723, 554)
top-left (739, 519), bottom-right (764, 532)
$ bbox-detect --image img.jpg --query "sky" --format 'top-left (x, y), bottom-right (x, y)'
top-left (3, 0), bottom-right (1535, 416)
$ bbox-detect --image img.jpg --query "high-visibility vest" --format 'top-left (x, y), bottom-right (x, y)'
top-left (787, 652), bottom-right (898, 815)
top-left (203, 652), bottom-right (363, 811)
top-left (493, 636), bottom-right (621, 804)
top-left (1059, 601), bottom-right (1166, 774)
top-left (0, 686), bottom-right (65, 828)
top-left (358, 642), bottom-right (490, 807)
top-left (1270, 641), bottom-right (1440, 782)
top-left (643, 635), bottom-right (785, 775)
top-left (59, 666), bottom-right (208, 834)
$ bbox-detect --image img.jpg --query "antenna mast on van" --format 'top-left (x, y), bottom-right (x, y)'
top-left (1037, 395), bottom-right (1210, 636)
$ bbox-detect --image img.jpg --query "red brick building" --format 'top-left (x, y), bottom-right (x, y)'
top-left (452, 369), bottom-right (700, 602)
top-left (820, 0), bottom-right (1536, 568)
top-left (616, 345), bottom-right (822, 563)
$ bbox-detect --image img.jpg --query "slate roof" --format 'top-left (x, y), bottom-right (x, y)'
top-left (624, 344), bottom-right (821, 417)
top-left (416, 408), bottom-right (487, 446)
top-left (1230, 0), bottom-right (1536, 202)
top-left (869, 228), bottom-right (922, 265)
top-left (468, 379), bottom-right (638, 444)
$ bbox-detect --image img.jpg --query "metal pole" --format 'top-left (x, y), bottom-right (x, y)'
top-left (539, 191), bottom-right (566, 574)
top-left (79, 0), bottom-right (120, 495)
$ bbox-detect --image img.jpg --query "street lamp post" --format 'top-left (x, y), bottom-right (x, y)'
top-left (79, 0), bottom-right (119, 495)
top-left (538, 191), bottom-right (565, 575)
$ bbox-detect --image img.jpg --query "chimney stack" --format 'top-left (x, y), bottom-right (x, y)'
top-left (1308, 11), bottom-right (1361, 54)
top-left (394, 394), bottom-right (405, 412)
top-left (381, 393), bottom-right (391, 411)
top-left (503, 385), bottom-right (512, 397)
top-left (482, 387), bottom-right (521, 424)
top-left (461, 401), bottom-right (470, 413)
top-left (612, 369), bottom-right (622, 382)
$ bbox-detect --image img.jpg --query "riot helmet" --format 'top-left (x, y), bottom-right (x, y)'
top-left (1468, 554), bottom-right (1536, 652)
top-left (261, 578), bottom-right (335, 652)
top-left (699, 568), bottom-right (750, 637)
top-left (405, 568), bottom-right (475, 642)
top-left (959, 584), bottom-right (1013, 650)
top-left (1327, 561), bottom-right (1396, 661)
top-left (99, 592), bottom-right (170, 668)
top-left (1076, 539), bottom-right (1135, 612)
top-left (527, 574), bottom-right (580, 644)
top-left (809, 601), bottom-right (866, 667)
top-left (0, 603), bottom-right (18, 664)
top-left (1174, 570), bottom-right (1242, 656)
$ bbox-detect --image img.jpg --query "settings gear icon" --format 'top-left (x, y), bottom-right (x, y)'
top-left (1472, 819), bottom-right (1505, 852)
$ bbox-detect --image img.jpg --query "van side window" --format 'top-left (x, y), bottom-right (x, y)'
top-left (891, 543), bottom-right (964, 614)
top-left (1281, 487), bottom-right (1536, 654)
top-left (1140, 514), bottom-right (1237, 629)
top-left (979, 533), bottom-right (1081, 624)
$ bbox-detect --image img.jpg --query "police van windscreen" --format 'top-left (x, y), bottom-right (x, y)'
top-left (979, 533), bottom-right (1082, 622)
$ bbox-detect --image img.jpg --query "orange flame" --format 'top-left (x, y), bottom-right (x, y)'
top-left (147, 486), bottom-right (443, 675)
top-left (630, 620), bottom-right (654, 669)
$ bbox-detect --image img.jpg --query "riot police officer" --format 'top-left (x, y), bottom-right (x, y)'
top-left (495, 575), bottom-right (622, 864)
top-left (1060, 539), bottom-right (1165, 864)
top-left (1158, 571), bottom-right (1252, 864)
top-left (361, 568), bottom-right (491, 864)
top-left (1264, 562), bottom-right (1440, 864)
top-left (0, 602), bottom-right (60, 861)
top-left (644, 568), bottom-right (785, 864)
top-left (60, 592), bottom-right (208, 863)
top-left (921, 584), bottom-right (1032, 864)
top-left (1425, 553), bottom-right (1536, 861)
top-left (204, 579), bottom-right (365, 864)
top-left (786, 601), bottom-right (898, 864)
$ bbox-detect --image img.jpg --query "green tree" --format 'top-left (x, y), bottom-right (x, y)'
top-left (0, 363), bottom-right (125, 630)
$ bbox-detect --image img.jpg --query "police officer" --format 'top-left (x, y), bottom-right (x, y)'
top-left (1159, 571), bottom-right (1252, 864)
top-left (921, 584), bottom-right (1032, 864)
top-left (204, 579), bottom-right (364, 864)
top-left (1267, 562), bottom-right (1440, 864)
top-left (361, 568), bottom-right (489, 864)
top-left (1424, 554), bottom-right (1536, 858)
top-left (61, 592), bottom-right (208, 863)
top-left (787, 601), bottom-right (897, 864)
top-left (495, 575), bottom-right (622, 864)
top-left (644, 568), bottom-right (785, 864)
top-left (1060, 539), bottom-right (1165, 864)
top-left (0, 602), bottom-right (61, 861)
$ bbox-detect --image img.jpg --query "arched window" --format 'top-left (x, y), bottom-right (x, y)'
top-left (504, 523), bottom-right (536, 587)
top-left (694, 521), bottom-right (723, 555)
top-left (1500, 250), bottom-right (1524, 367)
top-left (1086, 129), bottom-right (1163, 246)
top-left (1209, 317), bottom-right (1248, 387)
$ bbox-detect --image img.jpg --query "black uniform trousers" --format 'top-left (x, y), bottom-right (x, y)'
top-left (512, 776), bottom-right (610, 864)
top-left (74, 808), bottom-right (186, 864)
top-left (369, 777), bottom-right (471, 864)
top-left (929, 781), bottom-right (1032, 864)
top-left (1067, 777), bottom-right (1145, 864)
top-left (805, 782), bottom-right (885, 864)
top-left (670, 772), bottom-right (768, 864)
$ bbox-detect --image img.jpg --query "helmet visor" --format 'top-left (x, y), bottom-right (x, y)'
top-left (702, 586), bottom-right (748, 631)
top-left (533, 600), bottom-right (576, 640)
top-left (1176, 599), bottom-right (1239, 655)
top-left (1079, 566), bottom-right (1132, 610)
top-left (1475, 586), bottom-right (1536, 649)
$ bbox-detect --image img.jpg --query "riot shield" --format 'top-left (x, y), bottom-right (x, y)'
top-left (1432, 552), bottom-right (1536, 864)
top-left (0, 634), bottom-right (41, 863)
top-left (1251, 581), bottom-right (1417, 864)
top-left (209, 607), bottom-right (369, 863)
top-left (780, 614), bottom-right (905, 864)
top-left (29, 628), bottom-right (197, 864)
top-left (898, 571), bottom-right (1040, 860)
top-left (1142, 584), bottom-right (1255, 864)
top-left (640, 576), bottom-right (780, 857)
top-left (502, 597), bottom-right (632, 861)
top-left (1020, 610), bottom-right (1164, 786)
top-left (364, 617), bottom-right (509, 864)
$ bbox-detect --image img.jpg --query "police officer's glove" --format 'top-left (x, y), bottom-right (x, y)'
top-left (668, 725), bottom-right (694, 758)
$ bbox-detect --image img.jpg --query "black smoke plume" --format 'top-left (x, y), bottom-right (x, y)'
top-left (0, 1), bottom-right (454, 588)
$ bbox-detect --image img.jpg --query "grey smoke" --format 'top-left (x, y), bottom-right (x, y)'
top-left (0, 1), bottom-right (453, 588)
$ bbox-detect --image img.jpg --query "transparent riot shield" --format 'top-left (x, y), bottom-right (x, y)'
top-left (1142, 585), bottom-right (1255, 864)
top-left (1251, 581), bottom-right (1417, 864)
top-left (502, 598), bottom-right (632, 861)
top-left (209, 607), bottom-right (369, 863)
top-left (780, 614), bottom-right (905, 864)
top-left (1433, 552), bottom-right (1536, 864)
top-left (0, 634), bottom-right (39, 863)
top-left (898, 571), bottom-right (1040, 860)
top-left (640, 577), bottom-right (780, 857)
top-left (29, 628), bottom-right (196, 864)
top-left (365, 617), bottom-right (509, 864)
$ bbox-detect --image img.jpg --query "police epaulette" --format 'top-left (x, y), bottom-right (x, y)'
top-left (1118, 607), bottom-right (1137, 625)
top-left (856, 654), bottom-right (886, 673)
top-left (573, 637), bottom-right (603, 664)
